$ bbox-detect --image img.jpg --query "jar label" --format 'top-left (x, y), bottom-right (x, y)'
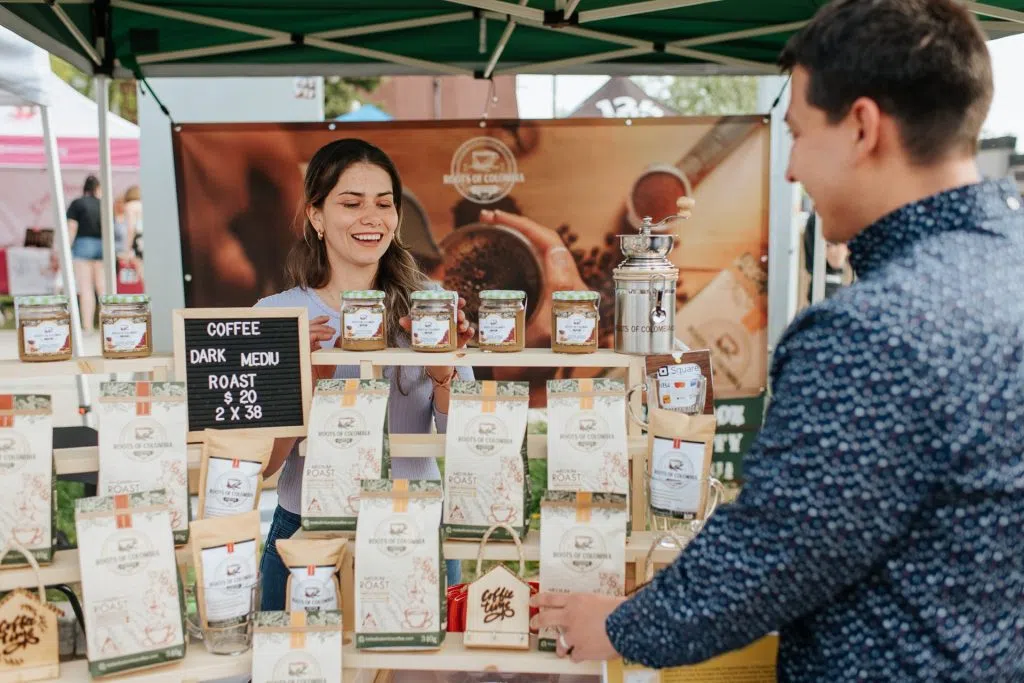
top-left (555, 314), bottom-right (596, 346)
top-left (343, 310), bottom-right (385, 340)
top-left (649, 436), bottom-right (703, 518)
top-left (102, 318), bottom-right (148, 352)
top-left (478, 313), bottom-right (516, 346)
top-left (22, 321), bottom-right (71, 356)
top-left (412, 315), bottom-right (451, 348)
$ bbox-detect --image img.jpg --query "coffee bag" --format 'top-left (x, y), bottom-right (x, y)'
top-left (252, 611), bottom-right (343, 683)
top-left (538, 491), bottom-right (627, 652)
top-left (198, 429), bottom-right (274, 519)
top-left (190, 510), bottom-right (261, 631)
top-left (302, 379), bottom-right (391, 531)
top-left (74, 490), bottom-right (186, 677)
top-left (443, 380), bottom-right (529, 541)
top-left (356, 480), bottom-right (446, 650)
top-left (647, 409), bottom-right (716, 521)
top-left (276, 537), bottom-right (347, 613)
top-left (546, 379), bottom-right (629, 495)
top-left (97, 381), bottom-right (189, 545)
top-left (0, 394), bottom-right (53, 567)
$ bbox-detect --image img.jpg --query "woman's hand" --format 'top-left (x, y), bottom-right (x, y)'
top-left (309, 315), bottom-right (337, 385)
top-left (676, 196), bottom-right (696, 219)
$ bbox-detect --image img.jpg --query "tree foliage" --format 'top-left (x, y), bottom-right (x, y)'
top-left (635, 75), bottom-right (760, 116)
top-left (323, 76), bottom-right (383, 119)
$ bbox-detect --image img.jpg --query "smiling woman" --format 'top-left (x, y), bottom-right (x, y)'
top-left (252, 138), bottom-right (474, 613)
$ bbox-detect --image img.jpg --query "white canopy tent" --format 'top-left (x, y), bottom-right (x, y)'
top-left (0, 24), bottom-right (89, 418)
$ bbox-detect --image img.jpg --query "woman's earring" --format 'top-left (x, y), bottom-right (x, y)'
top-left (316, 230), bottom-right (324, 241)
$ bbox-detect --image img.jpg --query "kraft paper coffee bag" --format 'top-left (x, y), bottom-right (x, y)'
top-left (190, 510), bottom-right (261, 632)
top-left (443, 380), bottom-right (529, 541)
top-left (277, 537), bottom-right (347, 613)
top-left (0, 394), bottom-right (54, 567)
top-left (647, 408), bottom-right (716, 521)
top-left (198, 429), bottom-right (273, 519)
top-left (302, 379), bottom-right (391, 531)
top-left (98, 381), bottom-right (190, 545)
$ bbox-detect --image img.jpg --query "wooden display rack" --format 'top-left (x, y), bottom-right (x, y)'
top-left (0, 345), bottom-right (712, 681)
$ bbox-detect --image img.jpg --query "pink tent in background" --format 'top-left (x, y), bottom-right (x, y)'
top-left (0, 75), bottom-right (139, 247)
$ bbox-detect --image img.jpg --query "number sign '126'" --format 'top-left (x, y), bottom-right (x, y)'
top-left (172, 307), bottom-right (312, 440)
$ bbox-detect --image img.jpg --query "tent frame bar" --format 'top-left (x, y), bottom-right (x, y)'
top-left (665, 45), bottom-right (778, 72)
top-left (50, 1), bottom-right (102, 65)
top-left (484, 0), bottom-right (529, 79)
top-left (135, 38), bottom-right (288, 65)
top-left (670, 20), bottom-right (810, 48)
top-left (495, 45), bottom-right (650, 74)
top-left (965, 1), bottom-right (1024, 23)
top-left (442, 0), bottom-right (543, 23)
top-left (312, 12), bottom-right (474, 40)
top-left (577, 0), bottom-right (722, 23)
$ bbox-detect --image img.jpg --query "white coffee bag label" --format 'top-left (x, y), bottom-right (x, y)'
top-left (200, 539), bottom-right (259, 625)
top-left (203, 457), bottom-right (261, 518)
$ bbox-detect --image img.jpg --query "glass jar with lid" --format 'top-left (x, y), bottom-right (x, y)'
top-left (410, 290), bottom-right (458, 353)
top-left (99, 294), bottom-right (153, 359)
top-left (477, 290), bottom-right (526, 353)
top-left (341, 290), bottom-right (387, 351)
top-left (16, 295), bottom-right (73, 362)
top-left (551, 291), bottom-right (600, 354)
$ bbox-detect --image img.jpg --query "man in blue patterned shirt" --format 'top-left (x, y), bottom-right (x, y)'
top-left (532, 1), bottom-right (1024, 680)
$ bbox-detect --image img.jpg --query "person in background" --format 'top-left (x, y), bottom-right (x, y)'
top-left (254, 139), bottom-right (475, 610)
top-left (66, 175), bottom-right (104, 331)
top-left (802, 212), bottom-right (850, 302)
top-left (532, 1), bottom-right (1024, 680)
top-left (123, 184), bottom-right (144, 280)
top-left (113, 195), bottom-right (129, 256)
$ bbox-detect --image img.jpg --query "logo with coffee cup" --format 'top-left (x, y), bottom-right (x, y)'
top-left (116, 418), bottom-right (169, 462)
top-left (372, 517), bottom-right (423, 558)
top-left (444, 137), bottom-right (525, 204)
top-left (272, 652), bottom-right (323, 681)
top-left (462, 415), bottom-right (509, 456)
top-left (321, 409), bottom-right (369, 450)
top-left (556, 527), bottom-right (610, 574)
top-left (99, 529), bottom-right (155, 576)
top-left (562, 412), bottom-right (610, 453)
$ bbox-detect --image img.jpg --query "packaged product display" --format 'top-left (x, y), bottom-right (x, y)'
top-left (647, 408), bottom-right (717, 522)
top-left (551, 291), bottom-right (600, 353)
top-left (16, 295), bottom-right (73, 362)
top-left (98, 294), bottom-right (153, 359)
top-left (410, 290), bottom-right (458, 353)
top-left (538, 491), bottom-right (627, 652)
top-left (546, 379), bottom-right (629, 496)
top-left (190, 511), bottom-right (261, 642)
top-left (74, 490), bottom-right (186, 678)
top-left (198, 429), bottom-right (274, 519)
top-left (0, 394), bottom-right (53, 567)
top-left (356, 480), bottom-right (447, 650)
top-left (251, 610), bottom-right (344, 683)
top-left (443, 380), bottom-right (530, 541)
top-left (341, 290), bottom-right (387, 351)
top-left (302, 379), bottom-right (391, 531)
top-left (477, 290), bottom-right (526, 352)
top-left (276, 537), bottom-right (347, 613)
top-left (97, 381), bottom-right (190, 544)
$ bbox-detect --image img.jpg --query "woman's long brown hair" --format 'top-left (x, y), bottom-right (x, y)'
top-left (285, 138), bottom-right (428, 393)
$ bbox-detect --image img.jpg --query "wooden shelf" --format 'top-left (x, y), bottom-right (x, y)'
top-left (344, 633), bottom-right (599, 675)
top-left (0, 353), bottom-right (175, 379)
top-left (313, 347), bottom-right (639, 369)
top-left (4, 533), bottom-right (685, 594)
top-left (52, 436), bottom-right (649, 475)
top-left (55, 647), bottom-right (254, 683)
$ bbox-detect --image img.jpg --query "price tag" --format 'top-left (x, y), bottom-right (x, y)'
top-left (173, 307), bottom-right (311, 440)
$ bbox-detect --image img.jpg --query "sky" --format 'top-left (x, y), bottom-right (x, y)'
top-left (516, 33), bottom-right (1024, 151)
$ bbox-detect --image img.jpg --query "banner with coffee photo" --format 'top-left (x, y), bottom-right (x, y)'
top-left (173, 117), bottom-right (770, 400)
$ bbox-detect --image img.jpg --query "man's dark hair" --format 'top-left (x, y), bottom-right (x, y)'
top-left (779, 0), bottom-right (993, 165)
top-left (83, 175), bottom-right (100, 196)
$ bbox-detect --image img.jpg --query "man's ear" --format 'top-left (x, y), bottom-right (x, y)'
top-left (848, 96), bottom-right (883, 162)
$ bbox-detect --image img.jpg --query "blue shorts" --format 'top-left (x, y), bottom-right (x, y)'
top-left (71, 236), bottom-right (103, 260)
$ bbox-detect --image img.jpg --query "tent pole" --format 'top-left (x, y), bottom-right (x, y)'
top-left (41, 104), bottom-right (91, 425)
top-left (95, 74), bottom-right (117, 296)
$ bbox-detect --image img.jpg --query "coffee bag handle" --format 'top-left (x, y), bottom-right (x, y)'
top-left (475, 523), bottom-right (526, 579)
top-left (643, 532), bottom-right (689, 583)
top-left (0, 540), bottom-right (47, 603)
